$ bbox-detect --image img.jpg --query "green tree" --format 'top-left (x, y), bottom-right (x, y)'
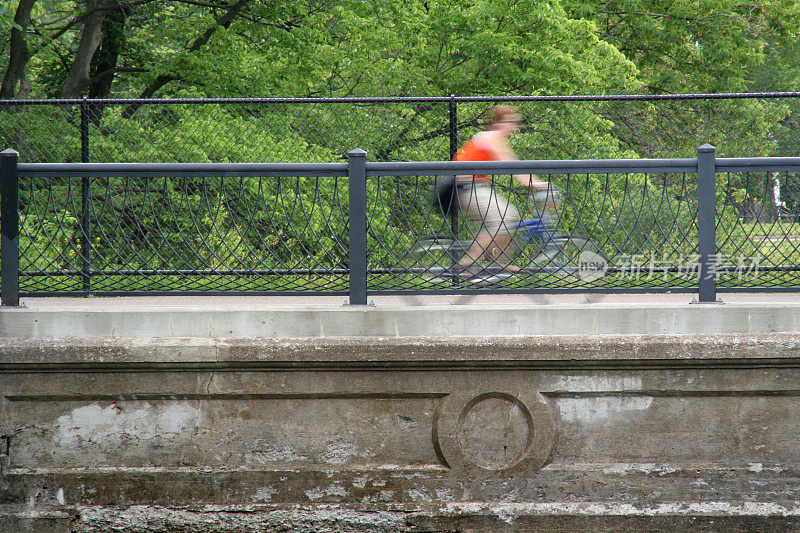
top-left (562, 0), bottom-right (800, 93)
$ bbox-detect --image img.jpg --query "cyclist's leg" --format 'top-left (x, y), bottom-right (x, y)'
top-left (456, 184), bottom-right (491, 269)
top-left (456, 182), bottom-right (522, 274)
top-left (491, 197), bottom-right (521, 270)
top-left (466, 184), bottom-right (521, 270)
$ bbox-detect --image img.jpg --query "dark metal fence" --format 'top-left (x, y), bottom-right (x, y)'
top-left (2, 146), bottom-right (799, 305)
top-left (2, 93), bottom-right (800, 165)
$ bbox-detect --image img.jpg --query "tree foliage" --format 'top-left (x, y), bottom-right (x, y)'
top-left (2, 0), bottom-right (639, 101)
top-left (562, 0), bottom-right (800, 93)
top-left (4, 0), bottom-right (798, 101)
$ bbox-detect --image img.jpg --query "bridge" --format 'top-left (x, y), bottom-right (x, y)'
top-left (2, 292), bottom-right (800, 532)
top-left (2, 136), bottom-right (800, 530)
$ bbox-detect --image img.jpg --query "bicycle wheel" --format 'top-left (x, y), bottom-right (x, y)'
top-left (407, 235), bottom-right (466, 283)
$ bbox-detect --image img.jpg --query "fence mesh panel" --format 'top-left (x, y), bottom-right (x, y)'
top-left (369, 171), bottom-right (701, 292)
top-left (716, 170), bottom-right (800, 289)
top-left (19, 174), bottom-right (350, 295)
top-left (2, 95), bottom-right (799, 163)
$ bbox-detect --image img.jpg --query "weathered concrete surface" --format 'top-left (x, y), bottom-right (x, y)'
top-left (2, 296), bottom-right (800, 531)
top-left (11, 504), bottom-right (800, 533)
top-left (6, 504), bottom-right (799, 533)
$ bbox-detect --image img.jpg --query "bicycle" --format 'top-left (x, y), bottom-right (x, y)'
top-left (409, 186), bottom-right (610, 285)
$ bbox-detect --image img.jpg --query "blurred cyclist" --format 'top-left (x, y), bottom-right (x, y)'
top-left (452, 105), bottom-right (548, 275)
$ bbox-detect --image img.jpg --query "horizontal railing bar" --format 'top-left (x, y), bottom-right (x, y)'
top-left (17, 162), bottom-right (348, 178)
top-left (709, 287), bottom-right (800, 292)
top-left (20, 287), bottom-right (800, 298)
top-left (18, 288), bottom-right (703, 297)
top-left (368, 286), bottom-right (800, 295)
top-left (22, 269), bottom-right (350, 276)
top-left (3, 92), bottom-right (800, 106)
top-left (367, 288), bottom-right (699, 296)
top-left (452, 92), bottom-right (800, 102)
top-left (15, 158), bottom-right (800, 179)
top-left (716, 157), bottom-right (800, 173)
top-left (19, 290), bottom-right (350, 298)
top-left (366, 159), bottom-right (699, 176)
top-left (20, 265), bottom-right (800, 278)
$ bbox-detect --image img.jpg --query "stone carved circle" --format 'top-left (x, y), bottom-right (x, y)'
top-left (433, 388), bottom-right (556, 475)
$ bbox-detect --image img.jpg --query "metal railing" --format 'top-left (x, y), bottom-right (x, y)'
top-left (2, 146), bottom-right (799, 305)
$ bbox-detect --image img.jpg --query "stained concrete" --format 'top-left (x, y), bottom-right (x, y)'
top-left (2, 295), bottom-right (800, 531)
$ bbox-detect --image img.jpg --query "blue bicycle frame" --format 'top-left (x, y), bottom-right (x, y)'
top-left (514, 218), bottom-right (556, 245)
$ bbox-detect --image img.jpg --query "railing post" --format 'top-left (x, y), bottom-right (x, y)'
top-left (697, 144), bottom-right (718, 303)
top-left (80, 97), bottom-right (90, 163)
top-left (348, 149), bottom-right (368, 305)
top-left (1, 149), bottom-right (20, 306)
top-left (447, 95), bottom-right (460, 273)
top-left (80, 97), bottom-right (92, 293)
top-left (448, 95), bottom-right (458, 160)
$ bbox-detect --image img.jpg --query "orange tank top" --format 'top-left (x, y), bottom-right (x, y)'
top-left (452, 136), bottom-right (497, 182)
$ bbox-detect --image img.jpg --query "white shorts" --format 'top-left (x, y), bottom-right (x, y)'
top-left (457, 183), bottom-right (520, 235)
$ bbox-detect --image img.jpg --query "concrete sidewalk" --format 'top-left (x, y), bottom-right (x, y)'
top-left (11, 290), bottom-right (800, 309)
top-left (2, 292), bottom-right (799, 338)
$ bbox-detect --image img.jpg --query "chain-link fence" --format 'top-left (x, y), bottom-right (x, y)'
top-left (1, 93), bottom-right (800, 165)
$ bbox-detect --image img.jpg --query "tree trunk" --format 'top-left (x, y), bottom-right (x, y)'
top-left (60, 0), bottom-right (117, 98)
top-left (0, 0), bottom-right (37, 99)
top-left (87, 9), bottom-right (127, 124)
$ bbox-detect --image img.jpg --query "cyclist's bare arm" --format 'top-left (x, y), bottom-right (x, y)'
top-left (482, 132), bottom-right (548, 189)
top-left (514, 174), bottom-right (549, 189)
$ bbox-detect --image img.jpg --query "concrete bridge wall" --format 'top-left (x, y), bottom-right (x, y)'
top-left (1, 296), bottom-right (799, 532)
